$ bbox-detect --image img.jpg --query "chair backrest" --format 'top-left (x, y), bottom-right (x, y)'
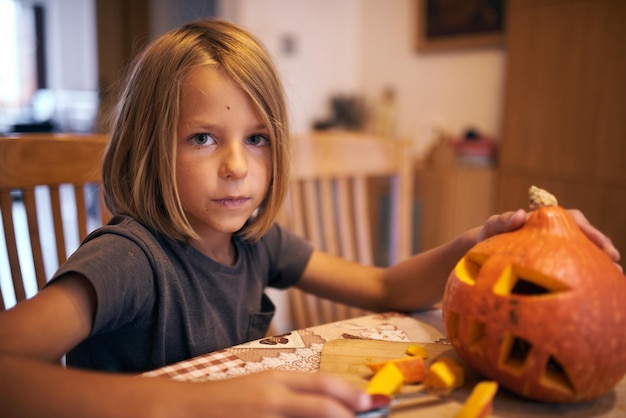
top-left (0, 133), bottom-right (110, 310)
top-left (276, 131), bottom-right (414, 329)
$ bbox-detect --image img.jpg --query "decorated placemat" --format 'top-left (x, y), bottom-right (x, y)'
top-left (143, 312), bottom-right (447, 382)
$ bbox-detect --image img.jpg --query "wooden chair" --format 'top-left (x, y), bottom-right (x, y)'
top-left (276, 131), bottom-right (414, 329)
top-left (0, 133), bottom-right (110, 310)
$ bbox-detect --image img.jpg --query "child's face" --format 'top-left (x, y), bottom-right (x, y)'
top-left (176, 65), bottom-right (271, 240)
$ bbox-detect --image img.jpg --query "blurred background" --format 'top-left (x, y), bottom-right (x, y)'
top-left (1, 0), bottom-right (624, 258)
top-left (0, 0), bottom-right (505, 158)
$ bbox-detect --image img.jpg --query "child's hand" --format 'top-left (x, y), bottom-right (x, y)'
top-left (476, 209), bottom-right (621, 268)
top-left (475, 209), bottom-right (526, 243)
top-left (190, 370), bottom-right (372, 418)
top-left (567, 209), bottom-right (621, 266)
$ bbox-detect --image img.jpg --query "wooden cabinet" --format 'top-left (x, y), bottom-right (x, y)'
top-left (415, 166), bottom-right (496, 251)
top-left (95, 0), bottom-right (151, 131)
top-left (498, 0), bottom-right (626, 257)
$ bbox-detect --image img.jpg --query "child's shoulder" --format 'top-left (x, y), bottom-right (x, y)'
top-left (85, 214), bottom-right (162, 249)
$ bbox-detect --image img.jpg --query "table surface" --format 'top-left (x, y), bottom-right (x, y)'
top-left (143, 311), bottom-right (626, 417)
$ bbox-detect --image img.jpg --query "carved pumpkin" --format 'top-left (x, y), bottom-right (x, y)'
top-left (442, 186), bottom-right (626, 402)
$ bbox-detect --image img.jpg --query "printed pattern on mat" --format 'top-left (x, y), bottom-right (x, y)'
top-left (142, 350), bottom-right (245, 381)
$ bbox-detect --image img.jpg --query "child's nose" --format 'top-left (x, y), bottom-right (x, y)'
top-left (219, 143), bottom-right (248, 179)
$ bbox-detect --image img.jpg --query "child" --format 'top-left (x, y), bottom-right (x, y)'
top-left (0, 19), bottom-right (619, 418)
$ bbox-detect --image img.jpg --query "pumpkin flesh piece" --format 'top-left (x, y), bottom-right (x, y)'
top-left (405, 343), bottom-right (429, 358)
top-left (367, 356), bottom-right (426, 384)
top-left (455, 381), bottom-right (499, 418)
top-left (424, 357), bottom-right (465, 393)
top-left (366, 362), bottom-right (404, 396)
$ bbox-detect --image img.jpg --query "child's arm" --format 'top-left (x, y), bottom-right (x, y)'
top-left (298, 209), bottom-right (620, 312)
top-left (0, 275), bottom-right (372, 418)
top-left (0, 354), bottom-right (371, 418)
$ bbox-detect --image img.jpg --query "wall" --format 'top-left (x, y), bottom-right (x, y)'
top-left (47, 0), bottom-right (99, 131)
top-left (221, 0), bottom-right (361, 136)
top-left (222, 0), bottom-right (506, 158)
top-left (43, 0), bottom-right (98, 92)
top-left (360, 0), bottom-right (506, 157)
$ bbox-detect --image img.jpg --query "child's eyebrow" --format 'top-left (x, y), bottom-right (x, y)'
top-left (251, 124), bottom-right (270, 132)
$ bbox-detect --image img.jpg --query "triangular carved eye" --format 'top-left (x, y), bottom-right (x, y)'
top-left (493, 265), bottom-right (570, 296)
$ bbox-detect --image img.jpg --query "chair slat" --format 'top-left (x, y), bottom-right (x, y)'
top-left (1, 190), bottom-right (25, 301)
top-left (302, 180), bottom-right (322, 249)
top-left (287, 185), bottom-right (305, 237)
top-left (49, 185), bottom-right (67, 266)
top-left (352, 176), bottom-right (373, 266)
top-left (74, 184), bottom-right (89, 241)
top-left (288, 289), bottom-right (308, 331)
top-left (319, 179), bottom-right (338, 255)
top-left (23, 189), bottom-right (47, 290)
top-left (335, 178), bottom-right (355, 261)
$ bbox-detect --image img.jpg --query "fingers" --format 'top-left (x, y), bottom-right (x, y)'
top-left (567, 209), bottom-right (621, 264)
top-left (277, 371), bottom-right (372, 416)
top-left (477, 209), bottom-right (526, 242)
top-left (226, 370), bottom-right (370, 418)
top-left (477, 208), bottom-right (621, 270)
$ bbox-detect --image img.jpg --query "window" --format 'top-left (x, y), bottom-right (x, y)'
top-left (0, 0), bottom-right (41, 132)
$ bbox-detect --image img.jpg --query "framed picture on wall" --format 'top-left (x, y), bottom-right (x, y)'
top-left (416, 0), bottom-right (506, 51)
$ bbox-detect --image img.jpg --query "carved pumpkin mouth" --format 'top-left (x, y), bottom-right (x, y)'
top-left (446, 310), bottom-right (576, 397)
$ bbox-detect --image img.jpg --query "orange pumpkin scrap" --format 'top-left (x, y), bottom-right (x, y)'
top-left (424, 356), bottom-right (465, 393)
top-left (405, 343), bottom-right (429, 358)
top-left (366, 362), bottom-right (404, 396)
top-left (366, 355), bottom-right (426, 383)
top-left (442, 186), bottom-right (626, 402)
top-left (455, 381), bottom-right (498, 418)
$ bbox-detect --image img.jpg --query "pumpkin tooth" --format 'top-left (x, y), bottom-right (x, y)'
top-left (466, 318), bottom-right (486, 352)
top-left (500, 334), bottom-right (533, 375)
top-left (542, 355), bottom-right (575, 395)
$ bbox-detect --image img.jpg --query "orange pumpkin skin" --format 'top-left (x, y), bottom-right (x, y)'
top-left (442, 204), bottom-right (626, 402)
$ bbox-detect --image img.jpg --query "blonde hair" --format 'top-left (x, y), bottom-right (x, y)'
top-left (102, 19), bottom-right (290, 242)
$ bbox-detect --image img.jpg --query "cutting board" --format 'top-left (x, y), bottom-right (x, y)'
top-left (319, 339), bottom-right (461, 393)
top-left (320, 339), bottom-right (483, 416)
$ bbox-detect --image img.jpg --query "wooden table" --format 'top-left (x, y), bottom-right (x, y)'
top-left (143, 310), bottom-right (626, 417)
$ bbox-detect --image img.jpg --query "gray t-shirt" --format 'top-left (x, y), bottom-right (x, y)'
top-left (52, 214), bottom-right (313, 373)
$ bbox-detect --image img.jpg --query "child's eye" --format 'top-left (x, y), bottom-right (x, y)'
top-left (246, 134), bottom-right (269, 147)
top-left (190, 133), bottom-right (215, 146)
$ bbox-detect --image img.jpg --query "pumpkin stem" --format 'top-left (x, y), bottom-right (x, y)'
top-left (529, 186), bottom-right (558, 210)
